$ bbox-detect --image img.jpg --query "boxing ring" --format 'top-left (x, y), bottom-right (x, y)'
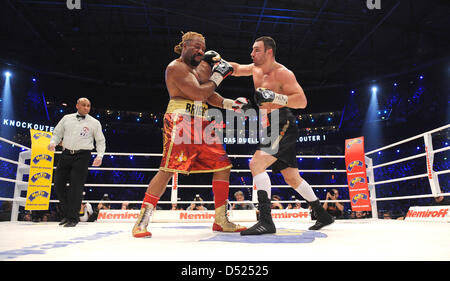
top-left (0, 124), bottom-right (449, 261)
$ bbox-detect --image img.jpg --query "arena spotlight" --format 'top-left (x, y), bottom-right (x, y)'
top-left (371, 86), bottom-right (378, 94)
top-left (363, 82), bottom-right (383, 150)
top-left (1, 70), bottom-right (13, 138)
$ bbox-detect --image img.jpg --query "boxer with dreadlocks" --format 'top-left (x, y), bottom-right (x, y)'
top-left (132, 31), bottom-right (251, 238)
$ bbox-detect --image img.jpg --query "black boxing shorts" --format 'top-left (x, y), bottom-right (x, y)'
top-left (257, 107), bottom-right (299, 174)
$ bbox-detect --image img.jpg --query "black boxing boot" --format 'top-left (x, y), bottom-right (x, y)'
top-left (308, 199), bottom-right (334, 230)
top-left (241, 190), bottom-right (276, 235)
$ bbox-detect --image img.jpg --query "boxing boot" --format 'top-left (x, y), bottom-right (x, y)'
top-left (132, 202), bottom-right (153, 238)
top-left (212, 202), bottom-right (247, 232)
top-left (308, 199), bottom-right (334, 230)
top-left (240, 190), bottom-right (276, 235)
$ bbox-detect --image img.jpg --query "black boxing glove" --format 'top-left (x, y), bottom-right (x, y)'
top-left (222, 97), bottom-right (253, 113)
top-left (254, 87), bottom-right (288, 106)
top-left (203, 50), bottom-right (221, 68)
top-left (209, 60), bottom-right (233, 87)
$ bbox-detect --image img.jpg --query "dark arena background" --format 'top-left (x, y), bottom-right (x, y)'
top-left (0, 0), bottom-right (449, 265)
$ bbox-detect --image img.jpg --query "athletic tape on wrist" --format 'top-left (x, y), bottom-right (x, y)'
top-left (209, 72), bottom-right (224, 87)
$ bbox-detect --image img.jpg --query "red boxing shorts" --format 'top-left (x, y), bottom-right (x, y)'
top-left (159, 99), bottom-right (232, 174)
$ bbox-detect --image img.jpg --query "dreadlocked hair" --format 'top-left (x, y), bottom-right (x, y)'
top-left (174, 31), bottom-right (205, 54)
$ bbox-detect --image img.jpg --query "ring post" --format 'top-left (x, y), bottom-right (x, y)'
top-left (170, 173), bottom-right (178, 203)
top-left (365, 156), bottom-right (378, 219)
top-left (423, 132), bottom-right (441, 196)
top-left (11, 150), bottom-right (31, 221)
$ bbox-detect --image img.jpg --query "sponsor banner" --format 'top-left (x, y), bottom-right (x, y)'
top-left (25, 129), bottom-right (55, 210)
top-left (97, 210), bottom-right (141, 222)
top-left (405, 206), bottom-right (450, 222)
top-left (154, 210), bottom-right (255, 223)
top-left (96, 210), bottom-right (256, 223)
top-left (271, 209), bottom-right (311, 221)
top-left (96, 209), bottom-right (310, 223)
top-left (345, 137), bottom-right (371, 211)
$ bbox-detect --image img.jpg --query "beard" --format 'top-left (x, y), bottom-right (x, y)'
top-left (190, 54), bottom-right (202, 67)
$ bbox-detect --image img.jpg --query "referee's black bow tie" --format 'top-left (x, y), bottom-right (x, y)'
top-left (76, 114), bottom-right (85, 119)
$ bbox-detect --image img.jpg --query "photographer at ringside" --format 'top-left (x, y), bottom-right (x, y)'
top-left (323, 189), bottom-right (344, 219)
top-left (186, 194), bottom-right (208, 211)
top-left (79, 192), bottom-right (94, 222)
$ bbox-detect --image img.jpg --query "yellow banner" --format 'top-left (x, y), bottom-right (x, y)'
top-left (25, 129), bottom-right (55, 210)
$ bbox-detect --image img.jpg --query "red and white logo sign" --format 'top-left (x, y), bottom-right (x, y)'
top-left (405, 206), bottom-right (450, 222)
top-left (271, 209), bottom-right (311, 221)
top-left (97, 210), bottom-right (140, 222)
top-left (345, 137), bottom-right (371, 212)
top-left (96, 209), bottom-right (311, 223)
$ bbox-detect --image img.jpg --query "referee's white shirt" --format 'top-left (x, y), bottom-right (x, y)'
top-left (50, 112), bottom-right (106, 158)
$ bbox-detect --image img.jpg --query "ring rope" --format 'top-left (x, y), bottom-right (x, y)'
top-left (3, 193), bottom-right (450, 205)
top-left (365, 124), bottom-right (449, 155)
top-left (53, 151), bottom-right (346, 159)
top-left (0, 156), bottom-right (22, 166)
top-left (0, 137), bottom-right (30, 150)
top-left (84, 167), bottom-right (346, 173)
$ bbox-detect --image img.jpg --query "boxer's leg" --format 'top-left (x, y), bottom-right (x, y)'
top-left (281, 168), bottom-right (334, 230)
top-left (212, 168), bottom-right (247, 232)
top-left (212, 168), bottom-right (230, 209)
top-left (281, 168), bottom-right (317, 202)
top-left (132, 170), bottom-right (173, 238)
top-left (241, 151), bottom-right (277, 235)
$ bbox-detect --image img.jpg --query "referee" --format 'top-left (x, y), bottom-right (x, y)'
top-left (48, 97), bottom-right (106, 227)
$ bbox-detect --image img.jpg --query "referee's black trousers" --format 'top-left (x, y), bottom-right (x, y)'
top-left (53, 150), bottom-right (91, 222)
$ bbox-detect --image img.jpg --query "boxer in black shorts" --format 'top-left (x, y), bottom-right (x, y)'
top-left (258, 107), bottom-right (298, 174)
top-left (229, 36), bottom-right (334, 235)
